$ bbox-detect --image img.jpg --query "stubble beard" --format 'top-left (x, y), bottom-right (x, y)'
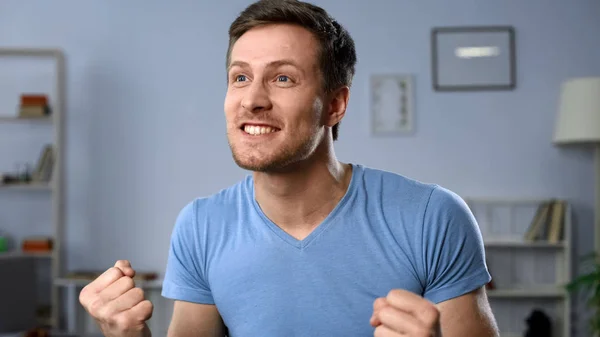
top-left (228, 131), bottom-right (320, 173)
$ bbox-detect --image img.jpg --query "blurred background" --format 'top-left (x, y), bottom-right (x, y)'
top-left (0, 0), bottom-right (599, 336)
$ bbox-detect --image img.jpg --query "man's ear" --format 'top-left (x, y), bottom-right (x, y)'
top-left (324, 86), bottom-right (350, 127)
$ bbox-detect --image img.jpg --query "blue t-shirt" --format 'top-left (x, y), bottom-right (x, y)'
top-left (161, 164), bottom-right (491, 336)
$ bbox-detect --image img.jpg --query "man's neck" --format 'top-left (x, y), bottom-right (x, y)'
top-left (253, 153), bottom-right (353, 240)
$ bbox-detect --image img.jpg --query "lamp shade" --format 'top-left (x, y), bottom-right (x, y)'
top-left (553, 77), bottom-right (600, 144)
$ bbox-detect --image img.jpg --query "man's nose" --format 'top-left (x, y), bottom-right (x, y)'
top-left (241, 81), bottom-right (272, 113)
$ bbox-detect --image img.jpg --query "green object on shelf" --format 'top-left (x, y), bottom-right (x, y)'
top-left (0, 236), bottom-right (7, 252)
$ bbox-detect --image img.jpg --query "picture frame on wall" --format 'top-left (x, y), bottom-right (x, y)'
top-left (370, 74), bottom-right (414, 136)
top-left (431, 26), bottom-right (516, 91)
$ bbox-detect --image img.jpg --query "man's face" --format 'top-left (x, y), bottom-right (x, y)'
top-left (224, 23), bottom-right (326, 172)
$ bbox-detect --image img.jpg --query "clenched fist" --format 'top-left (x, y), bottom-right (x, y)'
top-left (79, 260), bottom-right (154, 337)
top-left (370, 289), bottom-right (442, 337)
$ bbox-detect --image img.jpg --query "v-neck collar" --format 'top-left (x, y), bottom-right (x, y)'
top-left (247, 164), bottom-right (360, 250)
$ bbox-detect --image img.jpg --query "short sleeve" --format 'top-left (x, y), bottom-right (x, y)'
top-left (421, 186), bottom-right (491, 304)
top-left (161, 200), bottom-right (215, 304)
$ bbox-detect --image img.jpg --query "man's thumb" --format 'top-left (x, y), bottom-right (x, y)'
top-left (114, 260), bottom-right (136, 278)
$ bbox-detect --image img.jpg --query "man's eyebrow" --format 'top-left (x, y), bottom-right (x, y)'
top-left (266, 59), bottom-right (301, 69)
top-left (228, 60), bottom-right (249, 72)
top-left (228, 59), bottom-right (302, 72)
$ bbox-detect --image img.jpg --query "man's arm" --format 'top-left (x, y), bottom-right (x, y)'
top-left (370, 287), bottom-right (498, 337)
top-left (370, 186), bottom-right (499, 336)
top-left (437, 286), bottom-right (499, 337)
top-left (163, 200), bottom-right (225, 336)
top-left (167, 301), bottom-right (226, 337)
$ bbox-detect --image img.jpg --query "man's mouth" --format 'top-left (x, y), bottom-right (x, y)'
top-left (242, 124), bottom-right (280, 135)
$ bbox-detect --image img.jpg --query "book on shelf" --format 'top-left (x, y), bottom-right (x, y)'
top-left (523, 199), bottom-right (566, 244)
top-left (21, 236), bottom-right (53, 253)
top-left (31, 144), bottom-right (55, 183)
top-left (0, 144), bottom-right (54, 186)
top-left (17, 93), bottom-right (52, 119)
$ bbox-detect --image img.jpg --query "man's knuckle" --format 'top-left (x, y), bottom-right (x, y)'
top-left (131, 287), bottom-right (145, 300)
top-left (96, 304), bottom-right (113, 321)
top-left (378, 306), bottom-right (393, 321)
top-left (103, 267), bottom-right (120, 280)
top-left (104, 314), bottom-right (119, 328)
top-left (116, 259), bottom-right (129, 266)
top-left (78, 289), bottom-right (88, 305)
top-left (146, 300), bottom-right (154, 313)
top-left (114, 314), bottom-right (133, 328)
top-left (374, 297), bottom-right (386, 307)
top-left (138, 300), bottom-right (154, 320)
top-left (123, 277), bottom-right (135, 289)
top-left (386, 289), bottom-right (399, 298)
top-left (88, 297), bottom-right (104, 315)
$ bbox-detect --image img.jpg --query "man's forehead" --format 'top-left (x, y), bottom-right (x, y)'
top-left (230, 24), bottom-right (319, 65)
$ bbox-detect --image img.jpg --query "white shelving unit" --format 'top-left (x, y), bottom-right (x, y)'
top-left (464, 197), bottom-right (572, 337)
top-left (0, 47), bottom-right (66, 332)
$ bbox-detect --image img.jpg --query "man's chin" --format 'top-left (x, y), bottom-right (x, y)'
top-left (233, 158), bottom-right (280, 172)
top-left (228, 139), bottom-right (314, 173)
top-left (232, 154), bottom-right (295, 173)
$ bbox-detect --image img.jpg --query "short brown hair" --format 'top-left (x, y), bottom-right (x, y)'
top-left (226, 0), bottom-right (357, 141)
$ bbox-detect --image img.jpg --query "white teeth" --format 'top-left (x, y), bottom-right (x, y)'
top-left (244, 125), bottom-right (278, 135)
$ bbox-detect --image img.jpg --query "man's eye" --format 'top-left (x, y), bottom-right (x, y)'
top-left (235, 75), bottom-right (247, 82)
top-left (277, 75), bottom-right (289, 82)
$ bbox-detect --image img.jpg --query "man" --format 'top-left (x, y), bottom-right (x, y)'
top-left (79, 0), bottom-right (500, 336)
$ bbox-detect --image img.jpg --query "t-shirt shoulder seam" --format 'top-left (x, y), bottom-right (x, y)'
top-left (192, 197), bottom-right (199, 230)
top-left (192, 197), bottom-right (212, 291)
top-left (420, 184), bottom-right (440, 286)
top-left (421, 184), bottom-right (440, 222)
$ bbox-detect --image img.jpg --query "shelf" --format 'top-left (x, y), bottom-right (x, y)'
top-left (0, 46), bottom-right (66, 334)
top-left (0, 331), bottom-right (102, 337)
top-left (484, 239), bottom-right (565, 248)
top-left (467, 198), bottom-right (572, 337)
top-left (0, 47), bottom-right (64, 56)
top-left (0, 116), bottom-right (52, 123)
top-left (0, 251), bottom-right (53, 259)
top-left (0, 183), bottom-right (52, 191)
top-left (32, 331), bottom-right (103, 337)
top-left (487, 288), bottom-right (565, 298)
top-left (54, 278), bottom-right (163, 289)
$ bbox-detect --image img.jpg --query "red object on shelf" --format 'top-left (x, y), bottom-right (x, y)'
top-left (21, 237), bottom-right (53, 252)
top-left (20, 94), bottom-right (48, 106)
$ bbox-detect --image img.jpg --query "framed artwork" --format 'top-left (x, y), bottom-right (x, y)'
top-left (370, 74), bottom-right (414, 136)
top-left (431, 26), bottom-right (516, 91)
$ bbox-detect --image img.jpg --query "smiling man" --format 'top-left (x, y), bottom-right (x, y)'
top-left (79, 1), bottom-right (500, 336)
